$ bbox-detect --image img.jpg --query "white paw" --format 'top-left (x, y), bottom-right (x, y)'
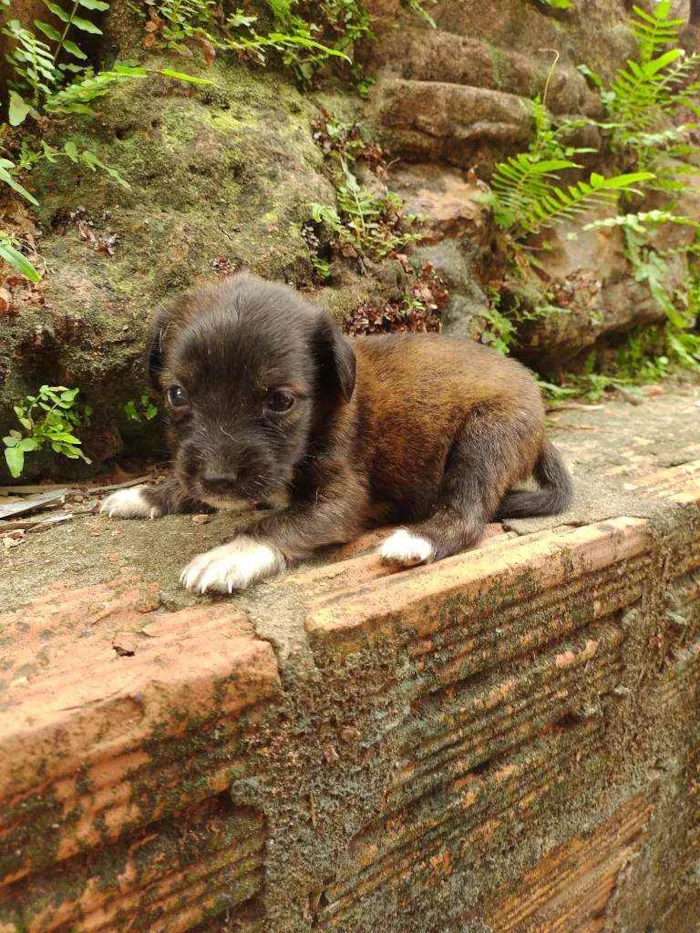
top-left (379, 528), bottom-right (434, 567)
top-left (100, 486), bottom-right (162, 520)
top-left (180, 536), bottom-right (286, 594)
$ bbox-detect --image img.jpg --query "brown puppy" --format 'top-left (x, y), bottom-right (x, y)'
top-left (102, 274), bottom-right (572, 593)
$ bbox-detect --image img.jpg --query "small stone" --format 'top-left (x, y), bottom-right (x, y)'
top-left (323, 744), bottom-right (340, 764)
top-left (192, 513), bottom-right (212, 525)
top-left (112, 633), bottom-right (137, 657)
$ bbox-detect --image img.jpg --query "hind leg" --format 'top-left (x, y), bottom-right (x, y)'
top-left (380, 412), bottom-right (537, 567)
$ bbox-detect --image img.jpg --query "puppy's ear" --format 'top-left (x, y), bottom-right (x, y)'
top-left (147, 305), bottom-right (173, 389)
top-left (314, 315), bottom-right (356, 403)
top-left (148, 325), bottom-right (165, 389)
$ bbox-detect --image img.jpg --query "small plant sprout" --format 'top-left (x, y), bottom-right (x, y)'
top-left (124, 394), bottom-right (159, 423)
top-left (3, 386), bottom-right (92, 478)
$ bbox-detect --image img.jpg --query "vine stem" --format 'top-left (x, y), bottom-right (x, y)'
top-left (539, 47), bottom-right (561, 109)
top-left (53, 0), bottom-right (80, 65)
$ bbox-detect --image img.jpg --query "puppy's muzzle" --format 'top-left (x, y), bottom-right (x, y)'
top-left (201, 469), bottom-right (240, 498)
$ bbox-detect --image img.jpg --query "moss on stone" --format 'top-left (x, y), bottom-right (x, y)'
top-left (1, 61), bottom-right (338, 478)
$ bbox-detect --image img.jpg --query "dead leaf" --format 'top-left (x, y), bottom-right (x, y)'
top-left (198, 36), bottom-right (216, 65)
top-left (0, 287), bottom-right (12, 314)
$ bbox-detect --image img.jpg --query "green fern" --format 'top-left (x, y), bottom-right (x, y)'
top-left (3, 0), bottom-right (111, 119)
top-left (487, 151), bottom-right (652, 235)
top-left (45, 63), bottom-right (148, 115)
top-left (3, 20), bottom-right (58, 109)
top-left (156, 0), bottom-right (218, 46)
top-left (630, 2), bottom-right (685, 62)
top-left (584, 1), bottom-right (700, 187)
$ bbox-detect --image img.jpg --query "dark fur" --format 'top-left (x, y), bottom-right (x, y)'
top-left (143, 274), bottom-right (572, 563)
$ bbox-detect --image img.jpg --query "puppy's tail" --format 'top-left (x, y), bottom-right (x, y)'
top-left (496, 441), bottom-right (573, 519)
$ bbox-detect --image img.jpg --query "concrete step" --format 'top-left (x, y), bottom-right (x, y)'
top-left (0, 387), bottom-right (698, 932)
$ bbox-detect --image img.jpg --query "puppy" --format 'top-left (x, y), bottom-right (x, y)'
top-left (102, 274), bottom-right (572, 593)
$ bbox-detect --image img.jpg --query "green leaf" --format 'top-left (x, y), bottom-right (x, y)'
top-left (62, 38), bottom-right (88, 59)
top-left (0, 239), bottom-right (41, 282)
top-left (0, 166), bottom-right (40, 206)
top-left (8, 91), bottom-right (32, 127)
top-left (43, 1), bottom-right (71, 22)
top-left (78, 0), bottom-right (109, 8)
top-left (3, 435), bottom-right (19, 448)
top-left (71, 15), bottom-right (103, 34)
top-left (20, 438), bottom-right (39, 451)
top-left (49, 432), bottom-right (82, 444)
top-left (63, 140), bottom-right (79, 161)
top-left (4, 446), bottom-right (24, 478)
top-left (157, 68), bottom-right (215, 85)
top-left (34, 19), bottom-right (62, 41)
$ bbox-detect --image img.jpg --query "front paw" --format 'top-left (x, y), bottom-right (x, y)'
top-left (180, 536), bottom-right (286, 593)
top-left (101, 486), bottom-right (162, 520)
top-left (379, 528), bottom-right (434, 568)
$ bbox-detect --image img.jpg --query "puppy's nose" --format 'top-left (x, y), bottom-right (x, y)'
top-left (203, 469), bottom-right (238, 488)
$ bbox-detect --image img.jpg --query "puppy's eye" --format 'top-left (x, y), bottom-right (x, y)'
top-left (266, 390), bottom-right (296, 414)
top-left (167, 385), bottom-right (188, 409)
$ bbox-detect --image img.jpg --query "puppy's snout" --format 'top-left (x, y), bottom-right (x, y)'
top-left (202, 468), bottom-right (239, 494)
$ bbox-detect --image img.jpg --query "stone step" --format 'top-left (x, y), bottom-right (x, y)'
top-left (366, 27), bottom-right (600, 117)
top-left (372, 77), bottom-right (534, 170)
top-left (0, 389), bottom-right (698, 931)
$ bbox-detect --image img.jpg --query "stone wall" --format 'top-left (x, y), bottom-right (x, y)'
top-left (0, 393), bottom-right (698, 931)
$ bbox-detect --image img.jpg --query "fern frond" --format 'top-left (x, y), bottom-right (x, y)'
top-left (490, 153), bottom-right (578, 228)
top-left (3, 19), bottom-right (59, 101)
top-left (522, 171), bottom-right (653, 233)
top-left (490, 157), bottom-right (653, 235)
top-left (630, 3), bottom-right (684, 62)
top-left (581, 210), bottom-right (700, 236)
top-left (45, 63), bottom-right (146, 113)
top-left (609, 49), bottom-right (684, 130)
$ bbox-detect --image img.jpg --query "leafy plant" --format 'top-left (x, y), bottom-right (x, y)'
top-left (17, 138), bottom-right (131, 189)
top-left (306, 110), bottom-right (418, 268)
top-left (0, 156), bottom-right (39, 205)
top-left (580, 3), bottom-right (700, 188)
top-left (0, 2), bottom-right (213, 281)
top-left (401, 0), bottom-right (438, 28)
top-left (0, 156), bottom-right (42, 279)
top-left (3, 0), bottom-right (113, 119)
top-left (124, 394), bottom-right (158, 423)
top-left (3, 386), bottom-right (91, 477)
top-left (483, 93), bottom-right (654, 236)
top-left (486, 153), bottom-right (653, 236)
top-left (623, 225), bottom-right (699, 370)
top-left (309, 159), bottom-right (415, 263)
top-left (0, 235), bottom-right (41, 282)
top-left (574, 209), bottom-right (699, 371)
top-left (145, 0), bottom-right (352, 83)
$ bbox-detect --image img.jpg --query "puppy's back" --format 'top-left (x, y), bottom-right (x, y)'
top-left (351, 334), bottom-right (545, 509)
top-left (354, 333), bottom-right (543, 417)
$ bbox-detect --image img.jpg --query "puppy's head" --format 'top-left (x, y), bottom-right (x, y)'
top-left (149, 273), bottom-right (356, 509)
